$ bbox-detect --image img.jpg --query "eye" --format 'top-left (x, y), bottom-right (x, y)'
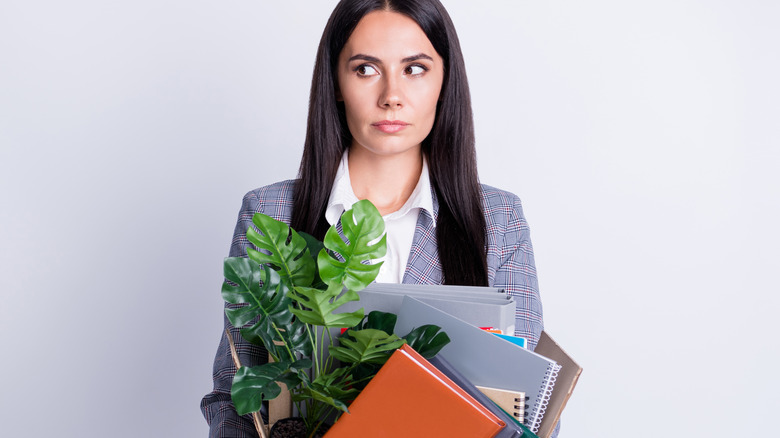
top-left (355, 65), bottom-right (379, 76)
top-left (404, 64), bottom-right (427, 76)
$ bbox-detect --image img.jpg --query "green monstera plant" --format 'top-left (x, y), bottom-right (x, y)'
top-left (221, 200), bottom-right (450, 437)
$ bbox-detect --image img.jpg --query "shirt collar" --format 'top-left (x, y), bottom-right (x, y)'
top-left (324, 151), bottom-right (435, 226)
top-left (325, 152), bottom-right (359, 225)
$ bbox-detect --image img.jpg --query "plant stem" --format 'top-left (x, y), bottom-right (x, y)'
top-left (319, 326), bottom-right (329, 376)
top-left (309, 412), bottom-right (331, 438)
top-left (323, 328), bottom-right (335, 371)
top-left (306, 324), bottom-right (319, 376)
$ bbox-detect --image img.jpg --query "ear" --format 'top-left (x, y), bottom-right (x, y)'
top-left (335, 83), bottom-right (343, 102)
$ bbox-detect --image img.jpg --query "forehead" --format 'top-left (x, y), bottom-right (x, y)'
top-left (340, 10), bottom-right (438, 60)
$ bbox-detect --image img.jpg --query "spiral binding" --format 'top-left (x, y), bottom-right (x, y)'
top-left (513, 395), bottom-right (523, 418)
top-left (529, 362), bottom-right (562, 433)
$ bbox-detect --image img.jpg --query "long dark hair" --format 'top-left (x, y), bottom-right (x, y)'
top-left (291, 0), bottom-right (488, 286)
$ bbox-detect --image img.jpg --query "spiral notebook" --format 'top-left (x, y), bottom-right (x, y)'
top-left (476, 386), bottom-right (526, 422)
top-left (394, 296), bottom-right (561, 433)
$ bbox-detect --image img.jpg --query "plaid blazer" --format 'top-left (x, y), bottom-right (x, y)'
top-left (201, 179), bottom-right (544, 437)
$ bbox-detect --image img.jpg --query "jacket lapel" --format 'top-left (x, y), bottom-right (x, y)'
top-left (402, 189), bottom-right (443, 285)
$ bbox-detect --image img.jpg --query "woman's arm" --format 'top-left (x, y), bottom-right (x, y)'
top-left (484, 187), bottom-right (544, 350)
top-left (484, 187), bottom-right (559, 437)
top-left (201, 182), bottom-right (295, 437)
top-left (201, 191), bottom-right (269, 437)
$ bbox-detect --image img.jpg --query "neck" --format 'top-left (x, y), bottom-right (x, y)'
top-left (348, 147), bottom-right (423, 216)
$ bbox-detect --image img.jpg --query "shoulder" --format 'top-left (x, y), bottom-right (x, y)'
top-left (240, 179), bottom-right (297, 223)
top-left (479, 184), bottom-right (529, 232)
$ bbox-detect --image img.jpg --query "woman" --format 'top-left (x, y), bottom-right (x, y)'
top-left (202, 0), bottom-right (544, 436)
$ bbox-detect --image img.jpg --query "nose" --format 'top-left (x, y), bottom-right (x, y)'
top-left (379, 75), bottom-right (403, 109)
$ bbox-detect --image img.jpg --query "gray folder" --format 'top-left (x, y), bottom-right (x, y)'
top-left (394, 296), bottom-right (561, 434)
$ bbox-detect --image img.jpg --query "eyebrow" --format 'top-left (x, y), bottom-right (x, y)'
top-left (347, 53), bottom-right (434, 64)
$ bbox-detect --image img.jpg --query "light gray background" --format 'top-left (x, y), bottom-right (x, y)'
top-left (1, 0), bottom-right (778, 436)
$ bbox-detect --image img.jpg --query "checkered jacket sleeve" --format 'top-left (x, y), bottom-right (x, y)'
top-left (200, 181), bottom-right (295, 438)
top-left (481, 185), bottom-right (544, 351)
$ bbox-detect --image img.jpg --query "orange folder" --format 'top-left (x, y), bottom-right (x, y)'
top-left (324, 344), bottom-right (505, 438)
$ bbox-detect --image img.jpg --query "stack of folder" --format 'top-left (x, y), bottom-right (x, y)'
top-left (326, 288), bottom-right (582, 438)
top-left (325, 344), bottom-right (507, 437)
top-left (335, 283), bottom-right (517, 336)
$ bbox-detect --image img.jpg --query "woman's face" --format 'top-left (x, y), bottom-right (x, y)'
top-left (337, 10), bottom-right (444, 160)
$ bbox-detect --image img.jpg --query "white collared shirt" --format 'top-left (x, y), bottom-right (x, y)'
top-left (324, 152), bottom-right (435, 283)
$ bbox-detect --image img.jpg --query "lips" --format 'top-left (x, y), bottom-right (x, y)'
top-left (372, 120), bottom-right (409, 133)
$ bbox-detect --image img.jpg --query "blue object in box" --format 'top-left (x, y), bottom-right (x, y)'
top-left (493, 333), bottom-right (527, 349)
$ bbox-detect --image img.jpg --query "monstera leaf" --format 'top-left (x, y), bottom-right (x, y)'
top-left (356, 310), bottom-right (398, 334)
top-left (299, 231), bottom-right (327, 290)
top-left (246, 213), bottom-right (316, 289)
top-left (288, 284), bottom-right (364, 328)
top-left (401, 324), bottom-right (451, 360)
top-left (231, 359), bottom-right (312, 415)
top-left (346, 313), bottom-right (451, 388)
top-left (351, 311), bottom-right (449, 359)
top-left (291, 367), bottom-right (359, 413)
top-left (329, 328), bottom-right (405, 365)
top-left (318, 200), bottom-right (386, 291)
top-left (221, 258), bottom-right (311, 360)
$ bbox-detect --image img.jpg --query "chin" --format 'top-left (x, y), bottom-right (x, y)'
top-left (353, 140), bottom-right (423, 158)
